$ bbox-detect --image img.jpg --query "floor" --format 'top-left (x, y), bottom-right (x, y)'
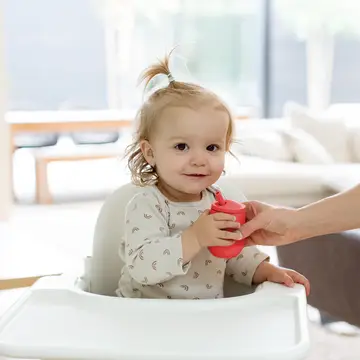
top-left (307, 323), bottom-right (360, 360)
top-left (1, 149), bottom-right (360, 359)
top-left (0, 201), bottom-right (101, 279)
top-left (1, 147), bottom-right (130, 280)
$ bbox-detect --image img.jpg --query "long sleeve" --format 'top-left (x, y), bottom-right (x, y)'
top-left (124, 192), bottom-right (190, 285)
top-left (226, 246), bottom-right (269, 286)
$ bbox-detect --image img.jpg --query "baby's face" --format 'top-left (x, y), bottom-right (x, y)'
top-left (148, 105), bottom-right (230, 201)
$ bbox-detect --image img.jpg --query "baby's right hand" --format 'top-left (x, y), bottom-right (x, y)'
top-left (188, 210), bottom-right (242, 248)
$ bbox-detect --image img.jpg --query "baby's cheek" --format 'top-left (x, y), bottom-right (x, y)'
top-left (212, 157), bottom-right (226, 174)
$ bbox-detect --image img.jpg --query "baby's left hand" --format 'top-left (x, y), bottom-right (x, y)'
top-left (253, 262), bottom-right (310, 296)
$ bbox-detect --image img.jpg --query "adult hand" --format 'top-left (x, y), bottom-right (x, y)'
top-left (240, 201), bottom-right (299, 246)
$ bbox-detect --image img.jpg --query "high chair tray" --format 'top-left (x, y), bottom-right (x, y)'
top-left (0, 276), bottom-right (309, 360)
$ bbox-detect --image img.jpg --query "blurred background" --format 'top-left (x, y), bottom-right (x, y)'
top-left (2, 0), bottom-right (360, 203)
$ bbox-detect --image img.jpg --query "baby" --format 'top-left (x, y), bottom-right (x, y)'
top-left (116, 51), bottom-right (310, 300)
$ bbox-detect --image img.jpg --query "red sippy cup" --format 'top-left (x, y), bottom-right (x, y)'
top-left (208, 191), bottom-right (246, 259)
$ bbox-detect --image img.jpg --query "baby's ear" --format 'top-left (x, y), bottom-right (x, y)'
top-left (140, 140), bottom-right (155, 166)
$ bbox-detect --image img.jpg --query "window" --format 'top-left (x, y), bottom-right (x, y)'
top-left (4, 0), bottom-right (107, 110)
top-left (88, 0), bottom-right (264, 115)
top-left (268, 3), bottom-right (307, 117)
top-left (269, 0), bottom-right (360, 116)
top-left (4, 0), bottom-right (264, 114)
top-left (5, 0), bottom-right (360, 117)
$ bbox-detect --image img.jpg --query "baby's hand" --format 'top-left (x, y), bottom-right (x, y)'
top-left (187, 210), bottom-right (242, 248)
top-left (253, 262), bottom-right (310, 296)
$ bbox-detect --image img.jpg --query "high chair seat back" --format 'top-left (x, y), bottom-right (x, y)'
top-left (90, 182), bottom-right (141, 295)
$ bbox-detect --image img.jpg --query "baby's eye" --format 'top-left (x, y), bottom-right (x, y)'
top-left (207, 144), bottom-right (219, 152)
top-left (175, 143), bottom-right (189, 151)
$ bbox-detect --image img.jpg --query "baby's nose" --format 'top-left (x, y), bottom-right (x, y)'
top-left (190, 151), bottom-right (207, 166)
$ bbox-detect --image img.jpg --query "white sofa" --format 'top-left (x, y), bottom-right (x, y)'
top-left (223, 104), bottom-right (360, 207)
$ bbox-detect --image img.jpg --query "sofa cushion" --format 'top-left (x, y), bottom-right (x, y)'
top-left (325, 104), bottom-right (360, 162)
top-left (326, 103), bottom-right (360, 125)
top-left (281, 128), bottom-right (334, 164)
top-left (233, 119), bottom-right (293, 162)
top-left (284, 102), bottom-right (351, 162)
top-left (232, 131), bottom-right (293, 162)
top-left (350, 127), bottom-right (360, 162)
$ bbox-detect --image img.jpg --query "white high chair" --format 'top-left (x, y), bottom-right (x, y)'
top-left (0, 180), bottom-right (310, 360)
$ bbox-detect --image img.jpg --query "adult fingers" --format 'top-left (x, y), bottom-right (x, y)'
top-left (217, 230), bottom-right (243, 241)
top-left (214, 220), bottom-right (240, 230)
top-left (211, 212), bottom-right (237, 221)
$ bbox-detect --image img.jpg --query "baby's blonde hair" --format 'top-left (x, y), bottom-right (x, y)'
top-left (126, 49), bottom-right (235, 186)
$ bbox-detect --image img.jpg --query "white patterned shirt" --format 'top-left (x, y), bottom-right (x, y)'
top-left (116, 185), bottom-right (268, 299)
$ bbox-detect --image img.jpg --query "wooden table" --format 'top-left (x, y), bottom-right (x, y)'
top-left (6, 108), bottom-right (248, 135)
top-left (6, 109), bottom-right (134, 195)
top-left (7, 109), bottom-right (134, 135)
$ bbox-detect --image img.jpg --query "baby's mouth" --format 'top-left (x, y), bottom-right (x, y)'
top-left (185, 174), bottom-right (207, 177)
